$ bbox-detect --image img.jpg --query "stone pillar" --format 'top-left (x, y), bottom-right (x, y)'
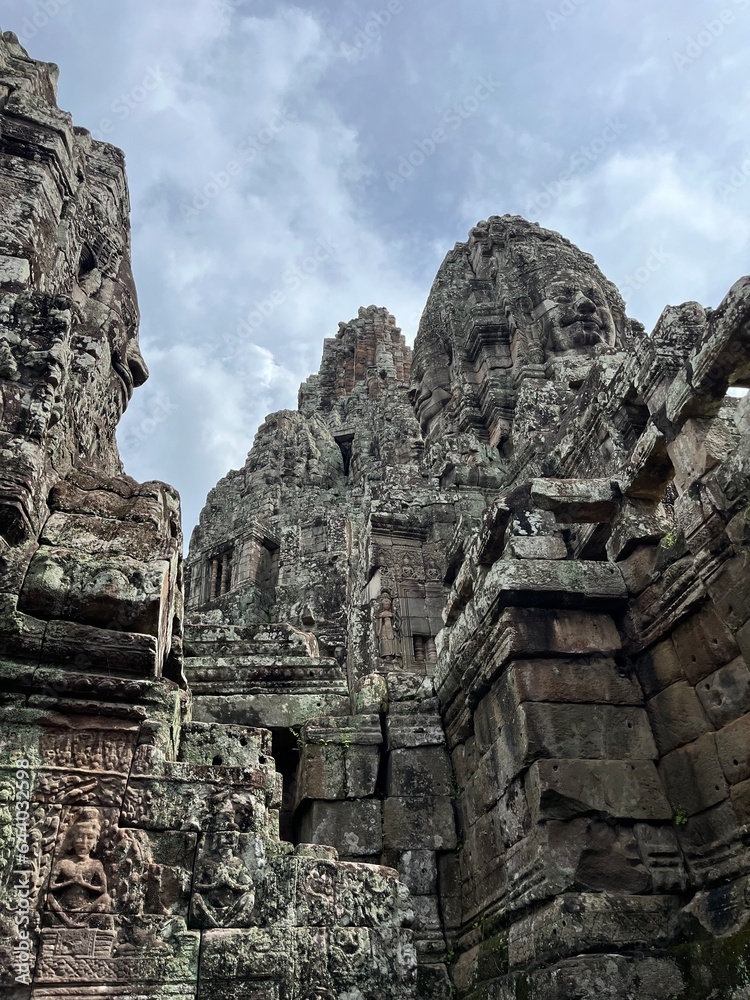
top-left (220, 555), bottom-right (231, 596)
top-left (425, 638), bottom-right (437, 665)
top-left (209, 558), bottom-right (220, 600)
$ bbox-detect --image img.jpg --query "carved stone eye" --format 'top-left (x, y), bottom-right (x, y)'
top-left (78, 243), bottom-right (97, 279)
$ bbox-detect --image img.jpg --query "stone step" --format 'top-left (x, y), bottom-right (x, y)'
top-left (185, 622), bottom-right (313, 645)
top-left (184, 654), bottom-right (341, 671)
top-left (185, 644), bottom-right (317, 662)
top-left (189, 680), bottom-right (350, 695)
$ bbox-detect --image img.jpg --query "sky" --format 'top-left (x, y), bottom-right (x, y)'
top-left (2, 0), bottom-right (749, 542)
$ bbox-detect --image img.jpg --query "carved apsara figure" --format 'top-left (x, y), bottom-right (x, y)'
top-left (375, 590), bottom-right (398, 660)
top-left (47, 809), bottom-right (113, 930)
top-left (191, 832), bottom-right (256, 929)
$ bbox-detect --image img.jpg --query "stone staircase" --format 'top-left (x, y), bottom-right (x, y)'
top-left (183, 617), bottom-right (351, 727)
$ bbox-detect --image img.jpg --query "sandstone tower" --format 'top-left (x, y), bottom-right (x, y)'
top-left (2, 30), bottom-right (750, 1000)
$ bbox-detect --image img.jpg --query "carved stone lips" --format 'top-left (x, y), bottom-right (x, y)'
top-left (111, 352), bottom-right (135, 403)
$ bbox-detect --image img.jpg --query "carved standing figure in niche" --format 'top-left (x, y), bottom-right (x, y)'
top-left (376, 590), bottom-right (398, 660)
top-left (47, 809), bottom-right (113, 929)
top-left (191, 832), bottom-right (256, 929)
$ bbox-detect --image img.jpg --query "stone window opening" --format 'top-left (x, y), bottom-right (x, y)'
top-left (335, 433), bottom-right (354, 477)
top-left (208, 549), bottom-right (233, 600)
top-left (271, 727), bottom-right (301, 844)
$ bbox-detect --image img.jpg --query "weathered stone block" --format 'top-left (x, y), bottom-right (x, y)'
top-left (520, 702), bottom-right (657, 761)
top-left (716, 711), bottom-right (750, 785)
top-left (199, 928), bottom-right (292, 989)
top-left (298, 799), bottom-right (383, 857)
top-left (397, 849), bottom-right (438, 895)
top-left (671, 604), bottom-right (741, 684)
top-left (191, 691), bottom-right (352, 729)
top-left (383, 796), bottom-right (456, 851)
top-left (619, 542), bottom-right (660, 595)
top-left (646, 681), bottom-right (711, 755)
top-left (506, 535), bottom-right (567, 560)
top-left (522, 954), bottom-right (686, 1000)
top-left (296, 743), bottom-right (346, 803)
top-left (606, 501), bottom-right (670, 562)
top-left (479, 558), bottom-right (628, 612)
top-left (507, 656), bottom-right (642, 706)
top-left (679, 799), bottom-right (750, 884)
top-left (411, 894), bottom-right (441, 932)
top-left (18, 547), bottom-right (171, 636)
top-left (344, 745), bottom-right (381, 799)
top-left (508, 893), bottom-right (680, 970)
top-left (387, 747), bottom-right (453, 798)
top-left (529, 478), bottom-right (619, 522)
top-left (504, 820), bottom-right (648, 917)
top-left (706, 552), bottom-right (750, 628)
top-left (696, 656), bottom-right (750, 728)
top-left (179, 722), bottom-right (269, 768)
top-left (634, 637), bottom-right (685, 697)
top-left (658, 733), bottom-right (728, 817)
top-left (484, 700), bottom-right (658, 800)
top-left (39, 619), bottom-right (159, 676)
top-left (351, 672), bottom-right (388, 713)
top-left (526, 759), bottom-right (673, 822)
top-left (387, 717), bottom-right (446, 749)
top-left (0, 253), bottom-right (30, 287)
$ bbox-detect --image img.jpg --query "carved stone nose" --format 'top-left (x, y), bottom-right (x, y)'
top-left (577, 295), bottom-right (596, 314)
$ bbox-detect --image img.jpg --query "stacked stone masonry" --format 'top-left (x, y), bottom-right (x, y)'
top-left (1, 29), bottom-right (750, 1000)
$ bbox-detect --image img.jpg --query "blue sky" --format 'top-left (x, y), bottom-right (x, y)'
top-left (3, 0), bottom-right (749, 539)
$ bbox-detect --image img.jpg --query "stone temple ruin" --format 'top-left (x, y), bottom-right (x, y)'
top-left (1, 30), bottom-right (750, 1000)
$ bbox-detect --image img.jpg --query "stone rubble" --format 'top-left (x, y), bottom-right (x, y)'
top-left (1, 28), bottom-right (750, 1000)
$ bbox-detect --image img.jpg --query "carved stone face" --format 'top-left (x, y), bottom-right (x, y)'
top-left (410, 355), bottom-right (452, 436)
top-left (535, 273), bottom-right (617, 356)
top-left (70, 821), bottom-right (99, 859)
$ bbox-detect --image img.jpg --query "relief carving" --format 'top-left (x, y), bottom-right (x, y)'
top-left (375, 591), bottom-right (399, 661)
top-left (191, 832), bottom-right (256, 929)
top-left (46, 809), bottom-right (113, 931)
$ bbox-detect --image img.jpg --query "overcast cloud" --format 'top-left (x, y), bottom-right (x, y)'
top-left (2, 0), bottom-right (749, 539)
